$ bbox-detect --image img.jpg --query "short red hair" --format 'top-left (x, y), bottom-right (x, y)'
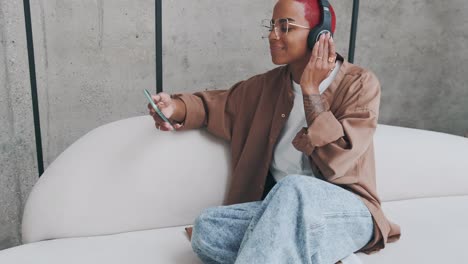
top-left (295, 0), bottom-right (336, 33)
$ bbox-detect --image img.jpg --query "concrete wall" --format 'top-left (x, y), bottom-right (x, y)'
top-left (163, 0), bottom-right (468, 136)
top-left (357, 0), bottom-right (468, 136)
top-left (30, 0), bottom-right (156, 169)
top-left (1, 0), bottom-right (156, 250)
top-left (163, 0), bottom-right (353, 92)
top-left (1, 0), bottom-right (467, 250)
top-left (0, 0), bottom-right (38, 250)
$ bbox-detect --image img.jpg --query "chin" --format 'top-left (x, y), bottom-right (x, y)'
top-left (271, 56), bottom-right (288, 65)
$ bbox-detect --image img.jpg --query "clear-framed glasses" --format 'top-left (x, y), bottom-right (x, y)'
top-left (261, 18), bottom-right (310, 40)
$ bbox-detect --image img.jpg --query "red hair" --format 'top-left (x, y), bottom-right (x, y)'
top-left (294, 0), bottom-right (336, 33)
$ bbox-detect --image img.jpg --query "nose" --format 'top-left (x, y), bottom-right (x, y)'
top-left (269, 26), bottom-right (280, 40)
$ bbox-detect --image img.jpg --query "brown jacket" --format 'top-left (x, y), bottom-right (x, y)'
top-left (176, 58), bottom-right (401, 254)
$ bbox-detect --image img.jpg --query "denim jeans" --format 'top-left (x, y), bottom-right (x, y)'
top-left (191, 175), bottom-right (374, 264)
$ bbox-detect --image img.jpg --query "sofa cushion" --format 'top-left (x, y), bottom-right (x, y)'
top-left (4, 196), bottom-right (467, 263)
top-left (0, 226), bottom-right (201, 264)
top-left (358, 195), bottom-right (468, 263)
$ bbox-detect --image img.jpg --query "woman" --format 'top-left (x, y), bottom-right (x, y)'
top-left (148, 0), bottom-right (400, 263)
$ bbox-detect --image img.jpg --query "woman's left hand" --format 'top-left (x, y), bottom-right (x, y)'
top-left (300, 32), bottom-right (336, 95)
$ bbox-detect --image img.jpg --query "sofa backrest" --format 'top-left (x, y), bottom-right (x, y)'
top-left (374, 124), bottom-right (468, 201)
top-left (22, 116), bottom-right (231, 243)
top-left (22, 116), bottom-right (468, 243)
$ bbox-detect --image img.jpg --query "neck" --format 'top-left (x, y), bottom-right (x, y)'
top-left (288, 52), bottom-right (311, 84)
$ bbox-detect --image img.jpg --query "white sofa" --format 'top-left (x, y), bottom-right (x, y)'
top-left (1, 115), bottom-right (467, 263)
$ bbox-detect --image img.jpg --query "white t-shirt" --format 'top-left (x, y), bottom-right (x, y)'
top-left (270, 61), bottom-right (342, 182)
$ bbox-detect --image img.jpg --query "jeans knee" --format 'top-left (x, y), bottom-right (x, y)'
top-left (191, 209), bottom-right (215, 257)
top-left (273, 175), bottom-right (328, 199)
top-left (278, 174), bottom-right (305, 186)
top-left (277, 174), bottom-right (322, 189)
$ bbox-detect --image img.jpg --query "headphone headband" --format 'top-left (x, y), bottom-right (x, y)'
top-left (319, 0), bottom-right (330, 8)
top-left (307, 0), bottom-right (333, 49)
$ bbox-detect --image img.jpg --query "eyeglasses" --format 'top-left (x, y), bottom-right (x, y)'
top-left (261, 18), bottom-right (310, 40)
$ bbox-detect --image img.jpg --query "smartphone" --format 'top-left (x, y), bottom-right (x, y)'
top-left (144, 89), bottom-right (174, 129)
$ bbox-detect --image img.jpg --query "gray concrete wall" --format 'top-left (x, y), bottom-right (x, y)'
top-left (357, 0), bottom-right (468, 136)
top-left (30, 0), bottom-right (156, 168)
top-left (1, 0), bottom-right (467, 250)
top-left (163, 0), bottom-right (354, 92)
top-left (0, 0), bottom-right (38, 250)
top-left (164, 0), bottom-right (468, 136)
top-left (1, 0), bottom-right (156, 250)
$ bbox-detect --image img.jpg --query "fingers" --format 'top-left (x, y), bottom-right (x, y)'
top-left (326, 33), bottom-right (336, 75)
top-left (151, 94), bottom-right (161, 104)
top-left (148, 94), bottom-right (161, 113)
top-left (306, 34), bottom-right (332, 70)
top-left (152, 95), bottom-right (165, 109)
top-left (155, 120), bottom-right (175, 131)
top-left (158, 93), bottom-right (172, 104)
top-left (152, 93), bottom-right (174, 113)
top-left (311, 36), bottom-right (319, 63)
top-left (148, 92), bottom-right (169, 114)
top-left (302, 33), bottom-right (336, 92)
top-left (148, 92), bottom-right (166, 124)
top-left (150, 110), bottom-right (172, 129)
top-left (317, 34), bottom-right (325, 63)
top-left (160, 122), bottom-right (183, 131)
top-left (155, 122), bottom-right (172, 131)
top-left (150, 112), bottom-right (165, 127)
top-left (309, 33), bottom-right (328, 70)
top-left (323, 33), bottom-right (331, 69)
top-left (328, 33), bottom-right (336, 62)
top-left (151, 93), bottom-right (171, 106)
top-left (147, 91), bottom-right (177, 132)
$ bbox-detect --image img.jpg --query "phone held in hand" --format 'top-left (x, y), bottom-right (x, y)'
top-left (144, 89), bottom-right (174, 129)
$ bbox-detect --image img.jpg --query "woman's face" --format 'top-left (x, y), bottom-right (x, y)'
top-left (269, 0), bottom-right (311, 65)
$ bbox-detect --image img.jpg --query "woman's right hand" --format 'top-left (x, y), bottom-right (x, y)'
top-left (147, 92), bottom-right (183, 131)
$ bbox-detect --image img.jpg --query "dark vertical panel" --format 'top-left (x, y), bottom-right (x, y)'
top-left (155, 0), bottom-right (163, 93)
top-left (348, 0), bottom-right (359, 63)
top-left (23, 0), bottom-right (44, 176)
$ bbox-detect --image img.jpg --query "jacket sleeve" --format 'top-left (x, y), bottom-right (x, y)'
top-left (292, 71), bottom-right (381, 182)
top-left (173, 80), bottom-right (245, 141)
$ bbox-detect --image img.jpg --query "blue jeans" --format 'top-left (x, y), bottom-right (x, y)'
top-left (191, 175), bottom-right (374, 264)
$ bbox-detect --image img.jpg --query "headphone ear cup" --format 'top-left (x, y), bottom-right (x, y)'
top-left (307, 27), bottom-right (321, 50)
top-left (307, 27), bottom-right (332, 50)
